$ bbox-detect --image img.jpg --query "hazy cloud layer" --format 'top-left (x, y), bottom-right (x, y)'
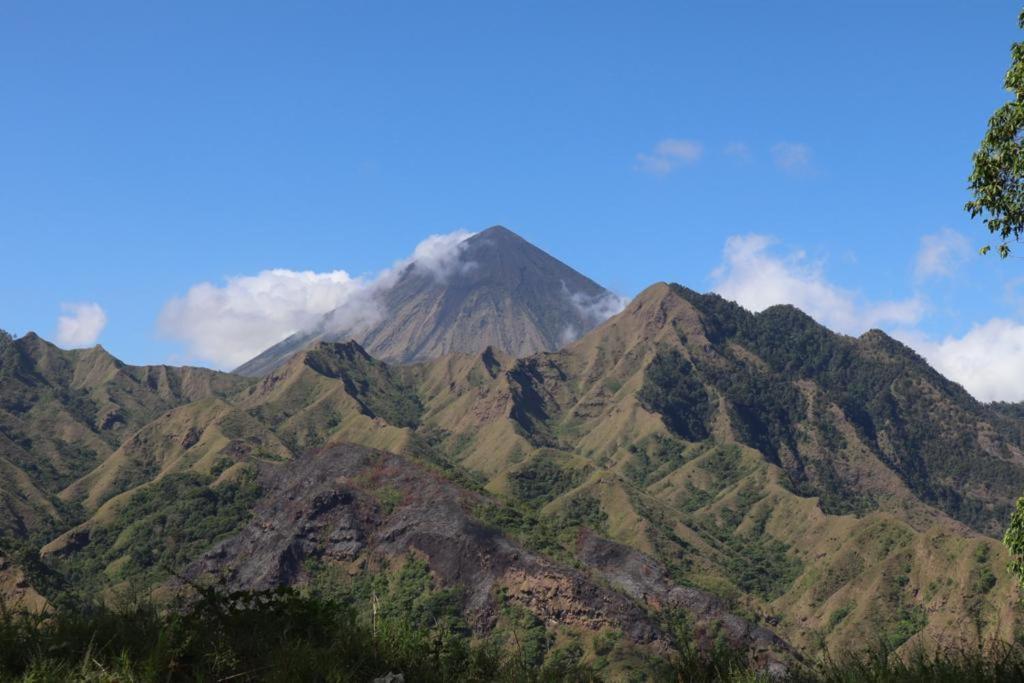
top-left (724, 142), bottom-right (752, 162)
top-left (159, 230), bottom-right (475, 369)
top-left (771, 142), bottom-right (812, 173)
top-left (636, 138), bottom-right (703, 175)
top-left (711, 234), bottom-right (924, 335)
top-left (915, 228), bottom-right (971, 280)
top-left (56, 302), bottom-right (107, 348)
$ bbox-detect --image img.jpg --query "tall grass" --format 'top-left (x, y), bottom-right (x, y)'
top-left (0, 586), bottom-right (597, 682)
top-left (801, 640), bottom-right (1024, 683)
top-left (2, 587), bottom-right (1024, 682)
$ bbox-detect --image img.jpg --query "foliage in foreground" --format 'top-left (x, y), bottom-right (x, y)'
top-left (966, 9), bottom-right (1024, 258)
top-left (0, 586), bottom-right (588, 682)
top-left (3, 587), bottom-right (1024, 682)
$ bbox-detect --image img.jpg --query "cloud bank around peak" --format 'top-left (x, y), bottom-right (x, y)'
top-left (56, 302), bottom-right (107, 348)
top-left (158, 230), bottom-right (475, 369)
top-left (379, 229), bottom-right (476, 285)
top-left (711, 234), bottom-right (924, 335)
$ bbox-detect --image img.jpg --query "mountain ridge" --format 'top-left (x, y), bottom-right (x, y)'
top-left (4, 275), bottom-right (1024, 661)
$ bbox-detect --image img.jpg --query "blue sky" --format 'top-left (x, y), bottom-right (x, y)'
top-left (3, 2), bottom-right (1024, 399)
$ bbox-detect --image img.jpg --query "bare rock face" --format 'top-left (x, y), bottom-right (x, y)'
top-left (179, 443), bottom-right (795, 670)
top-left (235, 226), bottom-right (621, 376)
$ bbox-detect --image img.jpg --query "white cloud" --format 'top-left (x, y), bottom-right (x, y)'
top-left (56, 302), bottom-right (107, 348)
top-left (711, 234), bottom-right (924, 335)
top-left (897, 321), bottom-right (1024, 402)
top-left (771, 142), bottom-right (812, 173)
top-left (915, 228), bottom-right (971, 280)
top-left (569, 288), bottom-right (629, 322)
top-left (709, 233), bottom-right (1024, 402)
top-left (159, 270), bottom-right (368, 368)
top-left (158, 230), bottom-right (476, 369)
top-left (636, 138), bottom-right (703, 175)
top-left (558, 284), bottom-right (630, 345)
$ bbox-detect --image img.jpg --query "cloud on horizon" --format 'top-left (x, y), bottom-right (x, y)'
top-left (709, 231), bottom-right (1024, 403)
top-left (158, 230), bottom-right (476, 369)
top-left (56, 302), bottom-right (107, 348)
top-left (635, 138), bottom-right (703, 175)
top-left (897, 321), bottom-right (1024, 403)
top-left (711, 234), bottom-right (924, 335)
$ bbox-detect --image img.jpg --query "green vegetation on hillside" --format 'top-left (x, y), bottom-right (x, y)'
top-left (56, 471), bottom-right (261, 597)
top-left (303, 342), bottom-right (424, 428)
top-left (509, 453), bottom-right (587, 506)
top-left (624, 434), bottom-right (694, 487)
top-left (638, 348), bottom-right (713, 442)
top-left (671, 285), bottom-right (1024, 533)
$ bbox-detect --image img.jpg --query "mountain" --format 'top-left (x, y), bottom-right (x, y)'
top-left (235, 226), bottom-right (619, 376)
top-left (8, 280), bottom-right (1024, 668)
top-left (396, 282), bottom-right (1024, 651)
top-left (0, 330), bottom-right (250, 537)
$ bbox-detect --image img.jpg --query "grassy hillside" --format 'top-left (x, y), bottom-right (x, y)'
top-left (7, 283), bottom-right (1024, 664)
top-left (0, 330), bottom-right (251, 537)
top-left (389, 283), bottom-right (1024, 653)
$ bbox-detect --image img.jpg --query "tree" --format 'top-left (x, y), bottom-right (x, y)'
top-left (966, 11), bottom-right (1024, 257)
top-left (1004, 497), bottom-right (1024, 586)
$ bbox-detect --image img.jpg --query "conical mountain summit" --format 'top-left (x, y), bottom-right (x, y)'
top-left (235, 226), bottom-right (621, 376)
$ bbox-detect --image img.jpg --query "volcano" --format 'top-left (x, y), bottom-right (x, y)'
top-left (234, 226), bottom-right (620, 375)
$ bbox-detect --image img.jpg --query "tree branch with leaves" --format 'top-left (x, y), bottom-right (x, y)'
top-left (967, 11), bottom-right (1024, 258)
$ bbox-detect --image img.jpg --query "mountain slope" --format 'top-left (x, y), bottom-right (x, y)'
top-left (391, 282), bottom-right (1024, 651)
top-left (0, 330), bottom-right (251, 536)
top-left (16, 282), bottom-right (1024, 659)
top-left (176, 443), bottom-right (794, 675)
top-left (51, 341), bottom-right (416, 518)
top-left (235, 226), bottom-right (619, 376)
